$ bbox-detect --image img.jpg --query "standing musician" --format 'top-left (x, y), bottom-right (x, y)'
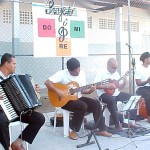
top-left (0, 53), bottom-right (45, 150)
top-left (94, 58), bottom-right (133, 130)
top-left (45, 57), bottom-right (112, 140)
top-left (135, 52), bottom-right (150, 123)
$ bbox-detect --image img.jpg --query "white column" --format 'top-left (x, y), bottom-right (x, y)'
top-left (115, 7), bottom-right (122, 75)
top-left (11, 0), bottom-right (20, 55)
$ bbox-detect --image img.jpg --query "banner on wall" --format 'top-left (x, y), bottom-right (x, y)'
top-left (32, 3), bottom-right (88, 57)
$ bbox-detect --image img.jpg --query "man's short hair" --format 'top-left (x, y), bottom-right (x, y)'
top-left (1, 53), bottom-right (15, 66)
top-left (140, 52), bottom-right (150, 62)
top-left (67, 58), bottom-right (80, 71)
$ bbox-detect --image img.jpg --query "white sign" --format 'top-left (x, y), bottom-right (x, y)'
top-left (32, 3), bottom-right (88, 57)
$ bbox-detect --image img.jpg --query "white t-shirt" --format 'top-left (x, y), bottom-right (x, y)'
top-left (48, 69), bottom-right (86, 98)
top-left (0, 71), bottom-right (10, 81)
top-left (0, 71), bottom-right (12, 108)
top-left (94, 69), bottom-right (121, 97)
top-left (135, 65), bottom-right (150, 89)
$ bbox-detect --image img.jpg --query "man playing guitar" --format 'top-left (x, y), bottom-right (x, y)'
top-left (94, 58), bottom-right (133, 130)
top-left (45, 58), bottom-right (112, 140)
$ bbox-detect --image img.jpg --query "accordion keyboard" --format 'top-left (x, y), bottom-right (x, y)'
top-left (0, 86), bottom-right (18, 121)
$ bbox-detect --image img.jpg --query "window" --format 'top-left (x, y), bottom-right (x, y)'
top-left (87, 16), bottom-right (92, 28)
top-left (99, 18), bottom-right (115, 30)
top-left (122, 21), bottom-right (139, 32)
top-left (20, 11), bottom-right (32, 24)
top-left (2, 9), bottom-right (33, 24)
top-left (99, 18), bottom-right (139, 32)
top-left (2, 9), bottom-right (11, 23)
top-left (99, 18), bottom-right (107, 29)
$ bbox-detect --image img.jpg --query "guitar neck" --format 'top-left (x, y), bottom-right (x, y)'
top-left (71, 80), bottom-right (109, 94)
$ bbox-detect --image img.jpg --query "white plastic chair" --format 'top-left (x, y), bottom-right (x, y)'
top-left (9, 121), bottom-right (29, 150)
top-left (54, 107), bottom-right (85, 137)
top-left (53, 107), bottom-right (71, 137)
top-left (103, 101), bottom-right (124, 126)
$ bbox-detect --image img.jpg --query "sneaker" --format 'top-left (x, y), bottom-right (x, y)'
top-left (95, 131), bottom-right (112, 137)
top-left (69, 131), bottom-right (78, 140)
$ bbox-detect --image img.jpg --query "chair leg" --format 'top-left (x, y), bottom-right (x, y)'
top-left (9, 126), bottom-right (12, 145)
top-left (9, 122), bottom-right (29, 150)
top-left (62, 110), bottom-right (70, 137)
top-left (54, 109), bottom-right (58, 131)
top-left (25, 142), bottom-right (29, 150)
top-left (103, 108), bottom-right (110, 127)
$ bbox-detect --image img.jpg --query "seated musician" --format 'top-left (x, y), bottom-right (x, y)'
top-left (135, 52), bottom-right (150, 123)
top-left (94, 58), bottom-right (135, 130)
top-left (0, 53), bottom-right (45, 150)
top-left (45, 57), bottom-right (112, 140)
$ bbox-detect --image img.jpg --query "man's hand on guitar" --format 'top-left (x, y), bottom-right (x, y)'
top-left (88, 85), bottom-right (96, 94)
top-left (56, 89), bottom-right (66, 98)
top-left (82, 85), bottom-right (96, 94)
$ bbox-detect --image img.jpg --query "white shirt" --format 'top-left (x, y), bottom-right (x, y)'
top-left (48, 69), bottom-right (86, 98)
top-left (135, 65), bottom-right (150, 88)
top-left (94, 69), bottom-right (120, 97)
top-left (0, 71), bottom-right (10, 81)
top-left (0, 71), bottom-right (12, 108)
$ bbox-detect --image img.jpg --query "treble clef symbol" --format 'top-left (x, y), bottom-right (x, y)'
top-left (58, 27), bottom-right (68, 42)
top-left (58, 19), bottom-right (68, 42)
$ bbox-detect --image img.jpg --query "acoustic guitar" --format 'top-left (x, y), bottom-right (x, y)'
top-left (48, 79), bottom-right (110, 107)
top-left (104, 71), bottom-right (129, 95)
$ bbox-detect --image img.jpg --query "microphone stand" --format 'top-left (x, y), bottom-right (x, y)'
top-left (77, 103), bottom-right (109, 150)
top-left (132, 58), bottom-right (136, 95)
top-left (126, 43), bottom-right (135, 95)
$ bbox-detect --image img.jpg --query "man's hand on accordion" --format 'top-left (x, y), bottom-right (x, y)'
top-left (0, 94), bottom-right (3, 100)
top-left (35, 84), bottom-right (40, 93)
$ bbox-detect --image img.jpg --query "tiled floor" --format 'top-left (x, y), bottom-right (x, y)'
top-left (1, 112), bottom-right (150, 150)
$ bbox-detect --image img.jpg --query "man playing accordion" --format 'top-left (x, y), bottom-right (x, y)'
top-left (0, 53), bottom-right (45, 150)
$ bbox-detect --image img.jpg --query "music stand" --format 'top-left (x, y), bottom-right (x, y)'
top-left (77, 103), bottom-right (109, 150)
top-left (121, 96), bottom-right (141, 140)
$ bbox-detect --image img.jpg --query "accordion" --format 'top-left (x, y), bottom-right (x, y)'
top-left (0, 74), bottom-right (41, 121)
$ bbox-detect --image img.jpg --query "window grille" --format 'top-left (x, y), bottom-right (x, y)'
top-left (2, 9), bottom-right (33, 25)
top-left (99, 18), bottom-right (139, 32)
top-left (2, 9), bottom-right (11, 23)
top-left (20, 11), bottom-right (32, 24)
top-left (87, 16), bottom-right (92, 28)
top-left (122, 21), bottom-right (139, 32)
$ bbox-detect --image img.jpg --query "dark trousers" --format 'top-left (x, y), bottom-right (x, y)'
top-left (0, 110), bottom-right (45, 150)
top-left (136, 86), bottom-right (150, 116)
top-left (62, 97), bottom-right (106, 132)
top-left (100, 92), bottom-right (131, 126)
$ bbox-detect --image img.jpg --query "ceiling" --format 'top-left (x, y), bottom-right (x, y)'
top-left (4, 0), bottom-right (150, 11)
top-left (76, 0), bottom-right (150, 12)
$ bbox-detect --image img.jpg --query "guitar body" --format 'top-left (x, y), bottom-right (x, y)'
top-left (104, 71), bottom-right (129, 95)
top-left (104, 80), bottom-right (119, 95)
top-left (48, 82), bottom-right (79, 107)
top-left (105, 88), bottom-right (115, 95)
